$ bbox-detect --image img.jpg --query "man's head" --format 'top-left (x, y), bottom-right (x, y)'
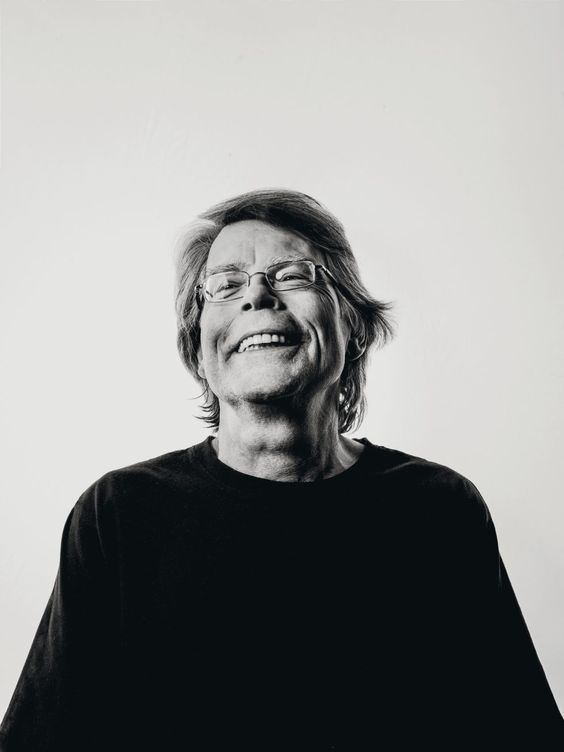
top-left (175, 189), bottom-right (394, 433)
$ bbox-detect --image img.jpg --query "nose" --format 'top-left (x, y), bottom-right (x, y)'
top-left (240, 272), bottom-right (282, 311)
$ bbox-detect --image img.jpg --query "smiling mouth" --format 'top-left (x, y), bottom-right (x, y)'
top-left (241, 343), bottom-right (295, 352)
top-left (236, 333), bottom-right (299, 353)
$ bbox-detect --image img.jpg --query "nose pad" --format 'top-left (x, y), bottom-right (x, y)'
top-left (241, 273), bottom-right (280, 310)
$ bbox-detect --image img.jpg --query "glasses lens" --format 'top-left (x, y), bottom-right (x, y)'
top-left (205, 271), bottom-right (247, 301)
top-left (269, 261), bottom-right (315, 290)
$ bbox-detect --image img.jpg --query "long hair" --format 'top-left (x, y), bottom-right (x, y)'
top-left (174, 188), bottom-right (395, 433)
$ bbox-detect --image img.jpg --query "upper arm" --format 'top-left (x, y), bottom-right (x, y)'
top-left (449, 476), bottom-right (564, 743)
top-left (0, 476), bottom-right (121, 751)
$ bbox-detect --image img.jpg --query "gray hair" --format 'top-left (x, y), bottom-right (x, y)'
top-left (174, 188), bottom-right (395, 433)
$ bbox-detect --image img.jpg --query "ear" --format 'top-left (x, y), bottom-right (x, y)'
top-left (196, 345), bottom-right (206, 380)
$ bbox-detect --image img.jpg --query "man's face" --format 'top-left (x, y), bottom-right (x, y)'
top-left (196, 220), bottom-right (351, 411)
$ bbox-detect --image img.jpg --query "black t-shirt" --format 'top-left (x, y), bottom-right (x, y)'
top-left (1, 437), bottom-right (563, 750)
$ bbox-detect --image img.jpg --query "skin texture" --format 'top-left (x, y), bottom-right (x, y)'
top-left (197, 220), bottom-right (365, 481)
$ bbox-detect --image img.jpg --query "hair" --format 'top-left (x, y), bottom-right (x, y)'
top-left (174, 188), bottom-right (395, 434)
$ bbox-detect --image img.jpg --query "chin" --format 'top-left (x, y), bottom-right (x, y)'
top-left (226, 376), bottom-right (302, 404)
top-left (240, 385), bottom-right (299, 403)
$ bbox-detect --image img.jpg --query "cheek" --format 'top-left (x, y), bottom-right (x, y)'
top-left (196, 317), bottom-right (214, 379)
top-left (196, 337), bottom-right (206, 378)
top-left (197, 360), bottom-right (206, 379)
top-left (313, 293), bottom-right (348, 353)
top-left (197, 315), bottom-right (229, 375)
top-left (198, 312), bottom-right (219, 356)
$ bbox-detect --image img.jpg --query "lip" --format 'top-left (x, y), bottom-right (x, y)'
top-left (235, 341), bottom-right (301, 355)
top-left (231, 328), bottom-right (302, 353)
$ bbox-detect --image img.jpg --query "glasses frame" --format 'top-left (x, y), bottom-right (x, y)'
top-left (195, 259), bottom-right (339, 306)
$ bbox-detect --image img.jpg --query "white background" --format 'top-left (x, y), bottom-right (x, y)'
top-left (1, 0), bottom-right (563, 717)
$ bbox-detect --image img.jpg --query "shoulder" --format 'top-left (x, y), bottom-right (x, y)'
top-left (359, 439), bottom-right (491, 526)
top-left (73, 441), bottom-right (211, 522)
top-left (57, 441), bottom-right (216, 566)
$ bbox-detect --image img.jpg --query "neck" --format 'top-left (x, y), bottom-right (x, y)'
top-left (213, 398), bottom-right (363, 482)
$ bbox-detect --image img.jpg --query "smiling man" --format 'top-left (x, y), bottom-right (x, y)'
top-left (1, 189), bottom-right (563, 751)
top-left (193, 219), bottom-right (365, 482)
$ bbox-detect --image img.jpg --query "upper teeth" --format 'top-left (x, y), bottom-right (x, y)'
top-left (238, 333), bottom-right (287, 352)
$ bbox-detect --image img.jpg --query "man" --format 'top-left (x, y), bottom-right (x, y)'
top-left (1, 189), bottom-right (563, 750)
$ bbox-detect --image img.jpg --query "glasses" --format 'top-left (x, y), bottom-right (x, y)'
top-left (195, 259), bottom-right (338, 304)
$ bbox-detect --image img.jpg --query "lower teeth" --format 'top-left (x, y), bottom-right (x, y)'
top-left (246, 343), bottom-right (284, 351)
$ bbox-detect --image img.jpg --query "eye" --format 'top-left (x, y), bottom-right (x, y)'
top-left (206, 271), bottom-right (246, 298)
top-left (216, 280), bottom-right (238, 291)
top-left (278, 271), bottom-right (304, 281)
top-left (273, 262), bottom-right (312, 283)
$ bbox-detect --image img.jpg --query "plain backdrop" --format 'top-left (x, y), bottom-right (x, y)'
top-left (1, 0), bottom-right (563, 718)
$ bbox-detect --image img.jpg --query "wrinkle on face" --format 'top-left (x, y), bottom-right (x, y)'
top-left (197, 220), bottom-right (351, 410)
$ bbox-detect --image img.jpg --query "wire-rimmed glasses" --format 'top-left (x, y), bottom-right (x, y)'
top-left (195, 259), bottom-right (338, 305)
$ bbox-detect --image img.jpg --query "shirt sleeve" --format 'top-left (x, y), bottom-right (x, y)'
top-left (0, 476), bottom-right (121, 752)
top-left (458, 480), bottom-right (564, 747)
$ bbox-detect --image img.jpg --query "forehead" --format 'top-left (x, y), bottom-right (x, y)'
top-left (205, 220), bottom-right (323, 271)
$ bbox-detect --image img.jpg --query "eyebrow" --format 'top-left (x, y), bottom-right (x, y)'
top-left (205, 254), bottom-right (309, 276)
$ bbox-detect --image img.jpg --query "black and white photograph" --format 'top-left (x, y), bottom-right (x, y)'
top-left (1, 1), bottom-right (563, 749)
